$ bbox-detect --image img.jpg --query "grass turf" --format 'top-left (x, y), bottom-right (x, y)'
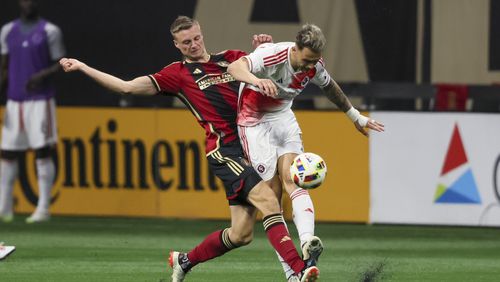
top-left (1, 216), bottom-right (500, 281)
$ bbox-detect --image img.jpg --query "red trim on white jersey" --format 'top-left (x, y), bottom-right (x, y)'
top-left (263, 48), bottom-right (288, 67)
top-left (318, 58), bottom-right (325, 67)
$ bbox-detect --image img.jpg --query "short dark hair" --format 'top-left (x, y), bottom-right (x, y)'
top-left (170, 16), bottom-right (199, 37)
top-left (295, 24), bottom-right (326, 53)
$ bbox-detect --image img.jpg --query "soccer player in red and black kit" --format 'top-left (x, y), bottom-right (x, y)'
top-left (60, 16), bottom-right (319, 282)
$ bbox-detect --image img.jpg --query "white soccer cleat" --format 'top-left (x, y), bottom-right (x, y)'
top-left (0, 212), bottom-right (13, 223)
top-left (288, 275), bottom-right (301, 282)
top-left (300, 266), bottom-right (320, 282)
top-left (302, 236), bottom-right (324, 266)
top-left (169, 251), bottom-right (187, 282)
top-left (0, 242), bottom-right (16, 260)
top-left (25, 210), bottom-right (50, 224)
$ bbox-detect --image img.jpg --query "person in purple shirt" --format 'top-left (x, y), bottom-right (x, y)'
top-left (0, 0), bottom-right (65, 223)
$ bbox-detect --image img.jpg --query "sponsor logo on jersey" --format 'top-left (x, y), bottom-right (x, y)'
top-left (196, 73), bottom-right (235, 90)
top-left (216, 61), bottom-right (230, 67)
top-left (301, 77), bottom-right (310, 87)
top-left (257, 163), bottom-right (266, 174)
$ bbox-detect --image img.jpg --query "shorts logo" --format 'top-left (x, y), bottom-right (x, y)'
top-left (257, 163), bottom-right (266, 174)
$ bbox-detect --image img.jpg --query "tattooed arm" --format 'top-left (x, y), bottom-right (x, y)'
top-left (321, 79), bottom-right (385, 136)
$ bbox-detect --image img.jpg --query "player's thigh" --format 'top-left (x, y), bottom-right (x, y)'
top-left (267, 174), bottom-right (283, 205)
top-left (229, 204), bottom-right (257, 243)
top-left (24, 98), bottom-right (58, 149)
top-left (275, 116), bottom-right (303, 194)
top-left (238, 123), bottom-right (277, 181)
top-left (1, 100), bottom-right (29, 150)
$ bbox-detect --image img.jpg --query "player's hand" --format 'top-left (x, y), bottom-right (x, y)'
top-left (252, 34), bottom-right (273, 49)
top-left (354, 118), bottom-right (385, 137)
top-left (255, 79), bottom-right (278, 97)
top-left (59, 58), bottom-right (86, 72)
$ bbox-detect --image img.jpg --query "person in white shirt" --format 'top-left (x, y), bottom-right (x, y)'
top-left (228, 23), bottom-right (384, 281)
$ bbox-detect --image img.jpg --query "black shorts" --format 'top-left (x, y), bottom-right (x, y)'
top-left (207, 141), bottom-right (262, 206)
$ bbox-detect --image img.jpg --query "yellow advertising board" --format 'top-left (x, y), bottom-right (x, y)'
top-left (7, 107), bottom-right (369, 222)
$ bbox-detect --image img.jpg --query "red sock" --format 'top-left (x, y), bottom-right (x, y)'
top-left (187, 228), bottom-right (236, 266)
top-left (263, 214), bottom-right (304, 274)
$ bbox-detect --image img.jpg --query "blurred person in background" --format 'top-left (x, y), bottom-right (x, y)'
top-left (228, 23), bottom-right (385, 281)
top-left (59, 16), bottom-right (319, 282)
top-left (0, 0), bottom-right (65, 223)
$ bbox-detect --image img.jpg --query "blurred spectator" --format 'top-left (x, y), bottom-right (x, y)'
top-left (0, 0), bottom-right (65, 223)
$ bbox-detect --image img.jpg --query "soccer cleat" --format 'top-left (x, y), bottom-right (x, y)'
top-left (0, 243), bottom-right (16, 260)
top-left (288, 275), bottom-right (301, 282)
top-left (302, 236), bottom-right (323, 267)
top-left (0, 213), bottom-right (13, 223)
top-left (300, 266), bottom-right (320, 282)
top-left (25, 211), bottom-right (50, 224)
top-left (169, 251), bottom-right (188, 282)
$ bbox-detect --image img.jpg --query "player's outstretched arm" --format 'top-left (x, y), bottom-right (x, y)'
top-left (322, 79), bottom-right (384, 136)
top-left (59, 58), bottom-right (157, 96)
top-left (227, 57), bottom-right (277, 97)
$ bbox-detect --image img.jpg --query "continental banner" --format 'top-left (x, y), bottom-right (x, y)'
top-left (8, 108), bottom-right (369, 222)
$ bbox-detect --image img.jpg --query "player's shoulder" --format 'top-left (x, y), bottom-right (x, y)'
top-left (0, 20), bottom-right (15, 35)
top-left (161, 61), bottom-right (183, 70)
top-left (253, 42), bottom-right (293, 56)
top-left (215, 49), bottom-right (246, 54)
top-left (43, 20), bottom-right (62, 33)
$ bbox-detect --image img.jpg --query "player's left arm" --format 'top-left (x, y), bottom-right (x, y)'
top-left (227, 57), bottom-right (277, 97)
top-left (321, 79), bottom-right (385, 136)
top-left (26, 62), bottom-right (62, 91)
top-left (27, 23), bottom-right (65, 91)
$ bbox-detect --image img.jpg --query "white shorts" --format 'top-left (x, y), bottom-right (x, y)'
top-left (238, 113), bottom-right (303, 181)
top-left (1, 98), bottom-right (58, 151)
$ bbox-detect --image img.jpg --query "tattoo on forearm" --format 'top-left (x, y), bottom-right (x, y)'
top-left (323, 81), bottom-right (352, 112)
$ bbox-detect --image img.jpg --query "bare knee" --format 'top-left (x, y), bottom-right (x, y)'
top-left (247, 181), bottom-right (281, 216)
top-left (229, 230), bottom-right (253, 246)
top-left (282, 176), bottom-right (298, 195)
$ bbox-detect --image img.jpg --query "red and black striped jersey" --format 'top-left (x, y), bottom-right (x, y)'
top-left (149, 50), bottom-right (246, 155)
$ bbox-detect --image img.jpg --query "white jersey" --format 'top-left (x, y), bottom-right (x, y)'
top-left (237, 42), bottom-right (331, 126)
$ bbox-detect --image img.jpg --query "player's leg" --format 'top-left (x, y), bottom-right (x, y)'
top-left (25, 146), bottom-right (56, 223)
top-left (239, 122), bottom-right (315, 278)
top-left (277, 115), bottom-right (323, 271)
top-left (246, 180), bottom-right (312, 276)
top-left (169, 204), bottom-right (257, 282)
top-left (279, 153), bottom-right (315, 244)
top-left (169, 142), bottom-right (261, 281)
top-left (0, 150), bottom-right (20, 222)
top-left (0, 100), bottom-right (27, 222)
top-left (25, 99), bottom-right (57, 223)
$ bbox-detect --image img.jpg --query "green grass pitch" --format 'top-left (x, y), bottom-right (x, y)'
top-left (1, 216), bottom-right (500, 281)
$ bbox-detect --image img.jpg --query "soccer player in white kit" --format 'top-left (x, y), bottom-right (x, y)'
top-left (0, 0), bottom-right (65, 223)
top-left (228, 24), bottom-right (384, 281)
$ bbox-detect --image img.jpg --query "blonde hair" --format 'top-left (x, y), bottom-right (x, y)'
top-left (170, 16), bottom-right (199, 37)
top-left (295, 24), bottom-right (326, 53)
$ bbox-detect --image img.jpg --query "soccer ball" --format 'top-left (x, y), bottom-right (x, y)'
top-left (290, 152), bottom-right (327, 189)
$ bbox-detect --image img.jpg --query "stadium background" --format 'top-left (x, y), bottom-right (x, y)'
top-left (1, 0), bottom-right (500, 225)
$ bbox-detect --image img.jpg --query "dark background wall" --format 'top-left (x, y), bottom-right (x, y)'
top-left (1, 0), bottom-right (198, 106)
